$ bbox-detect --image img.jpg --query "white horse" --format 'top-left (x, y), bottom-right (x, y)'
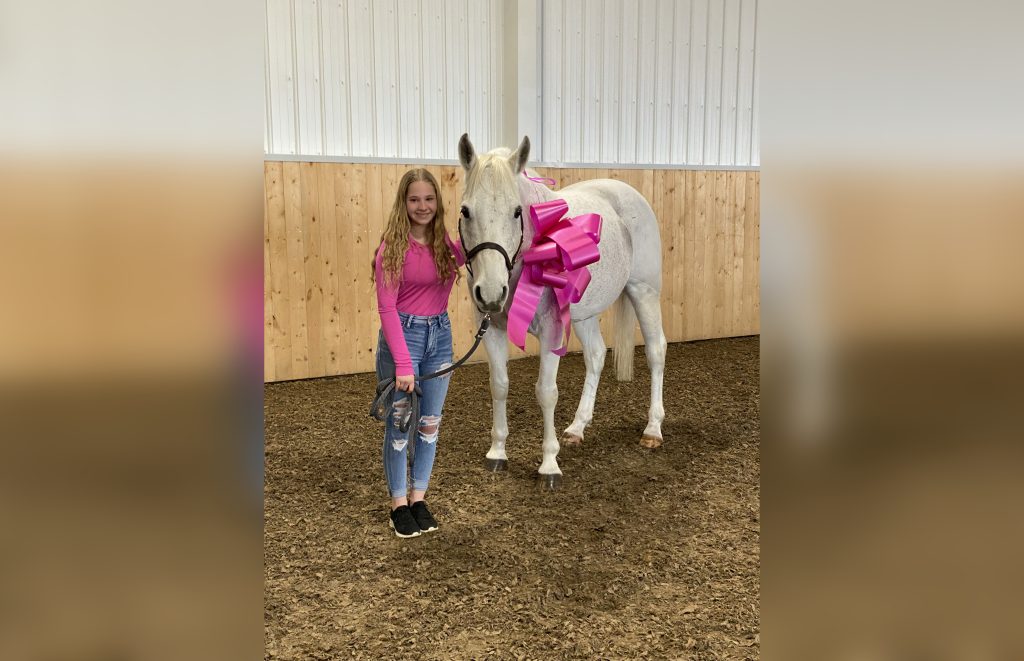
top-left (457, 133), bottom-right (667, 488)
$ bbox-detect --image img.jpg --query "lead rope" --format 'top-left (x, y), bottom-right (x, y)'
top-left (369, 315), bottom-right (491, 434)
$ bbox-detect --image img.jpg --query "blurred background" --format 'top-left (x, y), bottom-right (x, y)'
top-left (0, 1), bottom-right (263, 660)
top-left (762, 1), bottom-right (1024, 658)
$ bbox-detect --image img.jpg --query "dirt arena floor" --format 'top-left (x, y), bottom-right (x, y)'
top-left (265, 337), bottom-right (760, 660)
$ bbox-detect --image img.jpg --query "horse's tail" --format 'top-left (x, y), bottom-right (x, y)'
top-left (613, 292), bottom-right (636, 382)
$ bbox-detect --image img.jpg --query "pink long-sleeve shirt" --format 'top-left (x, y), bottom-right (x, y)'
top-left (375, 235), bottom-right (465, 376)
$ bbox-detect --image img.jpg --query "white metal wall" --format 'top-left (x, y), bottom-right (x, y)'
top-left (541, 0), bottom-right (758, 166)
top-left (265, 0), bottom-right (759, 167)
top-left (265, 0), bottom-right (505, 158)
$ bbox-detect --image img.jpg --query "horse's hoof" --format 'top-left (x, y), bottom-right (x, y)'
top-left (483, 458), bottom-right (508, 472)
top-left (640, 435), bottom-right (663, 449)
top-left (562, 433), bottom-right (583, 447)
top-left (536, 473), bottom-right (562, 490)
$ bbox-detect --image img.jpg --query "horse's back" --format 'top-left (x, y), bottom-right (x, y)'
top-left (562, 179), bottom-right (655, 228)
top-left (561, 178), bottom-right (662, 291)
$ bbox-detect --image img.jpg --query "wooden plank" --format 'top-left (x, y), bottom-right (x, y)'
top-left (318, 163), bottom-right (342, 375)
top-left (640, 169), bottom-right (655, 211)
top-left (354, 162), bottom-right (375, 372)
top-left (711, 171), bottom-right (730, 335)
top-left (668, 170), bottom-right (686, 343)
top-left (267, 162), bottom-right (292, 380)
top-left (331, 163), bottom-right (354, 374)
top-left (300, 162), bottom-right (325, 377)
top-left (675, 169), bottom-right (690, 342)
top-left (730, 171), bottom-right (747, 335)
top-left (682, 170), bottom-right (697, 340)
top-left (691, 170), bottom-right (709, 339)
top-left (283, 162), bottom-right (309, 378)
top-left (337, 162), bottom-right (371, 374)
top-left (263, 163), bottom-right (278, 382)
top-left (742, 171), bottom-right (760, 334)
top-left (653, 169), bottom-right (674, 341)
top-left (361, 163), bottom-right (384, 367)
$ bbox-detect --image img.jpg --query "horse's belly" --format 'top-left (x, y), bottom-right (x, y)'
top-left (570, 221), bottom-right (631, 319)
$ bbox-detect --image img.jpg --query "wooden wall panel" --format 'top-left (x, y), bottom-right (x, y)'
top-left (263, 162), bottom-right (760, 382)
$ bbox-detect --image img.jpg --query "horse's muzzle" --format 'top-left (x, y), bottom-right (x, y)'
top-left (473, 284), bottom-right (508, 313)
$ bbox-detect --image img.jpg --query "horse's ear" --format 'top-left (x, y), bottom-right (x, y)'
top-left (458, 133), bottom-right (477, 171)
top-left (508, 135), bottom-right (530, 174)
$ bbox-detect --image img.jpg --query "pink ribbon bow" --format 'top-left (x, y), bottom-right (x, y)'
top-left (507, 199), bottom-right (602, 355)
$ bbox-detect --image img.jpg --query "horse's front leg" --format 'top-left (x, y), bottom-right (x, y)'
top-left (482, 323), bottom-right (510, 472)
top-left (536, 332), bottom-right (563, 489)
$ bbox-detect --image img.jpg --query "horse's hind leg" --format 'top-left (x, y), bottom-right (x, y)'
top-left (562, 316), bottom-right (605, 447)
top-left (625, 281), bottom-right (666, 448)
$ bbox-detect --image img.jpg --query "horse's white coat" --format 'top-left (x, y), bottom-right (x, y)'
top-left (458, 134), bottom-right (667, 479)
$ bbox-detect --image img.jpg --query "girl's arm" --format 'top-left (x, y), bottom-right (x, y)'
top-left (374, 247), bottom-right (414, 377)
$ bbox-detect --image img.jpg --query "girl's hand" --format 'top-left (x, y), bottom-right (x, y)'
top-left (396, 375), bottom-right (415, 393)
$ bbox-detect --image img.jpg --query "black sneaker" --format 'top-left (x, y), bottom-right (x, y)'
top-left (409, 501), bottom-right (439, 533)
top-left (389, 505), bottom-right (421, 538)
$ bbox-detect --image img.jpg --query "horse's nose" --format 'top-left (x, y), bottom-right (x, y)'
top-left (474, 284), bottom-right (507, 313)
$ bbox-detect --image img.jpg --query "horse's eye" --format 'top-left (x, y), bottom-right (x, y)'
top-left (513, 206), bottom-right (522, 219)
top-left (460, 205), bottom-right (470, 219)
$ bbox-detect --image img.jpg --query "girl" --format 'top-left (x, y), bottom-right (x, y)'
top-left (372, 168), bottom-right (464, 538)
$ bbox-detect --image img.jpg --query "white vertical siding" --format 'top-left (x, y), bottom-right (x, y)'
top-left (736, 0), bottom-right (757, 166)
top-left (320, 0), bottom-right (351, 155)
top-left (718, 0), bottom-right (741, 165)
top-left (599, 1), bottom-right (621, 163)
top-left (562, 0), bottom-right (583, 164)
top-left (687, 0), bottom-right (709, 164)
top-left (346, 0), bottom-right (374, 156)
top-left (670, 0), bottom-right (692, 163)
top-left (266, 0), bottom-right (297, 155)
top-left (617, 1), bottom-right (639, 163)
top-left (579, 0), bottom-right (598, 163)
top-left (265, 0), bottom-right (504, 159)
top-left (293, 0), bottom-right (323, 155)
top-left (541, 0), bottom-right (563, 163)
top-left (702, 0), bottom-right (724, 166)
top-left (421, 1), bottom-right (446, 158)
top-left (397, 0), bottom-right (423, 157)
top-left (372, 0), bottom-right (398, 158)
top-left (635, 0), bottom-right (657, 164)
top-left (652, 0), bottom-right (675, 164)
top-left (539, 0), bottom-right (759, 167)
top-left (265, 0), bottom-right (759, 167)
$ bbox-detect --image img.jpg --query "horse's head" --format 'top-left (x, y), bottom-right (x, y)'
top-left (458, 133), bottom-right (530, 314)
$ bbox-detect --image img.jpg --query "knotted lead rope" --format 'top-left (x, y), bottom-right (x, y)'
top-left (369, 315), bottom-right (491, 434)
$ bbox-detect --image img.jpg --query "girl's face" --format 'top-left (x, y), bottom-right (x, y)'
top-left (406, 180), bottom-right (438, 229)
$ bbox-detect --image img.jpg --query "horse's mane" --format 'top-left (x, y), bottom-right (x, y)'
top-left (465, 149), bottom-right (518, 198)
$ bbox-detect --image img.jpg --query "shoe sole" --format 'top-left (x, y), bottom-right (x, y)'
top-left (418, 524), bottom-right (438, 533)
top-left (389, 519), bottom-right (421, 538)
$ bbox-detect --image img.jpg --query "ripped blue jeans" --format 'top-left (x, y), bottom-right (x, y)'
top-left (375, 311), bottom-right (454, 499)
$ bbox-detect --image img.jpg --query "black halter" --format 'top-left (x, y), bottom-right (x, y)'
top-left (458, 205), bottom-right (525, 278)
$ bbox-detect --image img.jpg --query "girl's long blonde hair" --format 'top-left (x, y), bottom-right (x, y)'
top-left (372, 168), bottom-right (459, 288)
